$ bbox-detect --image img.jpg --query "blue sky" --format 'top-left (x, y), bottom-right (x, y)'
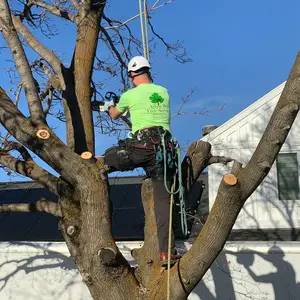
top-left (1, 0), bottom-right (300, 181)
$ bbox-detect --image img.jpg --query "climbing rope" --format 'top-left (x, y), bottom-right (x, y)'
top-left (138, 0), bottom-right (150, 61)
top-left (161, 133), bottom-right (188, 237)
top-left (161, 133), bottom-right (188, 300)
top-left (167, 185), bottom-right (175, 300)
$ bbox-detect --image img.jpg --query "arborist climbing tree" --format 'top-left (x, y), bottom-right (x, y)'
top-left (102, 56), bottom-right (182, 266)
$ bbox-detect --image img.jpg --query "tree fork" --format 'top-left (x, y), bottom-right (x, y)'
top-left (151, 175), bottom-right (243, 300)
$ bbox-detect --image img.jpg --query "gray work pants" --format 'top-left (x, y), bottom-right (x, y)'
top-left (104, 145), bottom-right (175, 253)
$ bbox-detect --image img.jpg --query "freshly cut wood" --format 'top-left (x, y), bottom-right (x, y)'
top-left (223, 173), bottom-right (238, 186)
top-left (36, 129), bottom-right (50, 140)
top-left (81, 151), bottom-right (93, 160)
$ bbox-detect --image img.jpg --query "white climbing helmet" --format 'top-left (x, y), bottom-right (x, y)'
top-left (128, 56), bottom-right (151, 73)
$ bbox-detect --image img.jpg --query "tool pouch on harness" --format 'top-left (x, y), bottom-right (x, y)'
top-left (104, 144), bottom-right (135, 172)
top-left (104, 132), bottom-right (155, 172)
top-left (135, 127), bottom-right (176, 179)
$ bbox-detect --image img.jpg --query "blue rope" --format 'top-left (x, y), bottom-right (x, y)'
top-left (161, 132), bottom-right (188, 237)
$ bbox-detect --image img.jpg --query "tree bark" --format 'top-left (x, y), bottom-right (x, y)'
top-left (71, 5), bottom-right (105, 155)
top-left (1, 1), bottom-right (300, 299)
top-left (0, 0), bottom-right (45, 124)
top-left (150, 51), bottom-right (300, 299)
top-left (59, 170), bottom-right (141, 300)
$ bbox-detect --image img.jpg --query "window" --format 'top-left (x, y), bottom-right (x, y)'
top-left (277, 153), bottom-right (300, 200)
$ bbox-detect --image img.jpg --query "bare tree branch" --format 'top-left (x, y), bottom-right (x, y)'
top-left (12, 15), bottom-right (66, 90)
top-left (208, 156), bottom-right (233, 165)
top-left (103, 0), bottom-right (175, 30)
top-left (169, 51), bottom-right (300, 299)
top-left (70, 0), bottom-right (81, 11)
top-left (43, 88), bottom-right (53, 117)
top-left (0, 199), bottom-right (61, 217)
top-left (0, 142), bottom-right (69, 197)
top-left (0, 87), bottom-right (89, 188)
top-left (181, 141), bottom-right (212, 195)
top-left (15, 83), bottom-right (22, 105)
top-left (99, 24), bottom-right (127, 69)
top-left (231, 160), bottom-right (243, 175)
top-left (0, 0), bottom-right (45, 123)
top-left (173, 107), bottom-right (225, 117)
top-left (172, 87), bottom-right (197, 118)
top-left (3, 140), bottom-right (33, 160)
top-left (28, 0), bottom-right (77, 23)
top-left (148, 17), bottom-right (190, 63)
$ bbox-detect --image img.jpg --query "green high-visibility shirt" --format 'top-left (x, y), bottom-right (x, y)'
top-left (117, 83), bottom-right (171, 134)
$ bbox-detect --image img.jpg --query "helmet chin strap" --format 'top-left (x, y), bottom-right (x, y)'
top-left (128, 69), bottom-right (153, 82)
top-left (128, 69), bottom-right (147, 78)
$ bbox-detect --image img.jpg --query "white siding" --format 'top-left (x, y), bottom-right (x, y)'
top-left (203, 82), bottom-right (300, 229)
top-left (0, 241), bottom-right (299, 300)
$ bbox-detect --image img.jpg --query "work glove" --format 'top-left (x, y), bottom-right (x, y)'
top-left (101, 99), bottom-right (115, 112)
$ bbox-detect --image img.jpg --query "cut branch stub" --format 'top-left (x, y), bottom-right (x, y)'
top-left (36, 129), bottom-right (50, 140)
top-left (231, 160), bottom-right (243, 175)
top-left (67, 225), bottom-right (76, 236)
top-left (98, 247), bottom-right (117, 266)
top-left (223, 173), bottom-right (237, 186)
top-left (81, 151), bottom-right (93, 160)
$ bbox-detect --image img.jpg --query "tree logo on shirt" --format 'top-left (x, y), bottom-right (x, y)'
top-left (149, 93), bottom-right (164, 105)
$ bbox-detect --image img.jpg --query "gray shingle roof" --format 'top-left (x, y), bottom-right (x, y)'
top-left (0, 175), bottom-right (207, 241)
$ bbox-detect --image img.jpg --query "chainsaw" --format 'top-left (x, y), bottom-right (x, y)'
top-left (92, 91), bottom-right (132, 129)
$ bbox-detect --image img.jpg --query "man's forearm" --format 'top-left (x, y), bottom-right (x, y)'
top-left (108, 106), bottom-right (122, 120)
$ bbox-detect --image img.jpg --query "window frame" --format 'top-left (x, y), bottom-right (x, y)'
top-left (276, 152), bottom-right (300, 201)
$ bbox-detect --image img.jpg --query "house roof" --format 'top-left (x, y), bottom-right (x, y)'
top-left (0, 176), bottom-right (144, 190)
top-left (1, 175), bottom-right (298, 241)
top-left (0, 175), bottom-right (208, 242)
top-left (201, 81), bottom-right (286, 142)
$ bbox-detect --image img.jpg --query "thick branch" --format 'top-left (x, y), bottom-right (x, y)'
top-left (0, 0), bottom-right (44, 123)
top-left (163, 51), bottom-right (300, 299)
top-left (0, 199), bottom-right (61, 217)
top-left (0, 147), bottom-right (68, 197)
top-left (240, 56), bottom-right (300, 198)
top-left (0, 87), bottom-right (89, 188)
top-left (29, 0), bottom-right (77, 23)
top-left (181, 140), bottom-right (211, 195)
top-left (71, 4), bottom-right (106, 154)
top-left (208, 155), bottom-right (233, 165)
top-left (12, 16), bottom-right (66, 90)
top-left (3, 140), bottom-right (32, 160)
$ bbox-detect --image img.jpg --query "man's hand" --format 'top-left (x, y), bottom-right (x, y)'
top-left (108, 106), bottom-right (123, 120)
top-left (100, 99), bottom-right (129, 122)
top-left (101, 100), bottom-right (115, 112)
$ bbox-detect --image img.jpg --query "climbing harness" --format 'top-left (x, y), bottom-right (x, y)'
top-left (126, 127), bottom-right (188, 236)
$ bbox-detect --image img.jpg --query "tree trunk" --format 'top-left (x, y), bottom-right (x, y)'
top-left (72, 9), bottom-right (102, 155)
top-left (2, 1), bottom-right (300, 299)
top-left (59, 168), bottom-right (142, 300)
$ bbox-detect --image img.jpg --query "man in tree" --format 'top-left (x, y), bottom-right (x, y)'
top-left (103, 56), bottom-right (181, 266)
